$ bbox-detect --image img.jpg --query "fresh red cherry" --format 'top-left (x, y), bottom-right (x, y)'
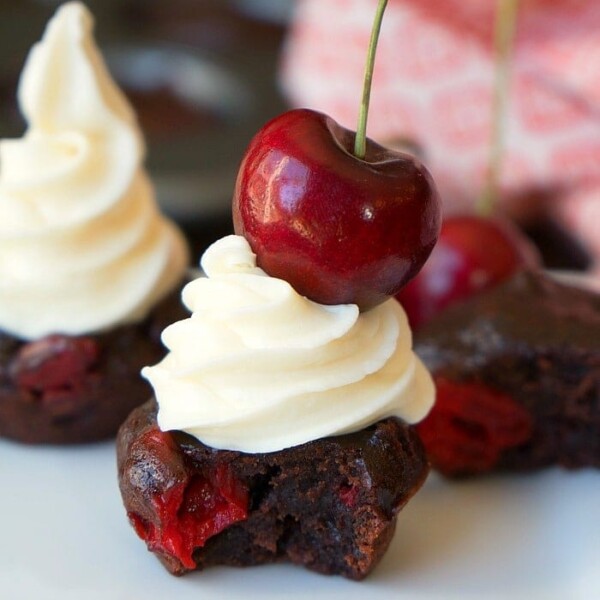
top-left (232, 108), bottom-right (441, 310)
top-left (396, 214), bottom-right (541, 328)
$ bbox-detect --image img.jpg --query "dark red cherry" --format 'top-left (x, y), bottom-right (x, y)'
top-left (232, 108), bottom-right (441, 310)
top-left (396, 214), bottom-right (541, 328)
top-left (12, 334), bottom-right (99, 398)
top-left (417, 377), bottom-right (533, 477)
top-left (129, 428), bottom-right (248, 570)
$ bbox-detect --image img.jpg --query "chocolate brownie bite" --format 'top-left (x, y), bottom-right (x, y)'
top-left (0, 290), bottom-right (185, 445)
top-left (117, 234), bottom-right (435, 579)
top-left (117, 400), bottom-right (429, 579)
top-left (415, 270), bottom-right (600, 477)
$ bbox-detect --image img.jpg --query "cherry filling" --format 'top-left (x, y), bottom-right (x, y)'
top-left (417, 377), bottom-right (533, 476)
top-left (12, 335), bottom-right (99, 401)
top-left (338, 481), bottom-right (360, 508)
top-left (129, 429), bottom-right (249, 569)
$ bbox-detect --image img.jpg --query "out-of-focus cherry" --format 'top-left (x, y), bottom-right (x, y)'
top-left (396, 214), bottom-right (541, 328)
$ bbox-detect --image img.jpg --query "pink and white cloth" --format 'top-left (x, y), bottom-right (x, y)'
top-left (280, 0), bottom-right (600, 282)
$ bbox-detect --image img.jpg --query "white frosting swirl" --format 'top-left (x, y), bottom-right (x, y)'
top-left (143, 235), bottom-right (435, 453)
top-left (0, 2), bottom-right (188, 339)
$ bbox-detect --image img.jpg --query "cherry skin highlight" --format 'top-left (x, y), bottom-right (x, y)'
top-left (233, 109), bottom-right (441, 311)
top-left (396, 214), bottom-right (541, 328)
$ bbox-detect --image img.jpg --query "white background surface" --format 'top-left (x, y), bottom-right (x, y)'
top-left (1, 439), bottom-right (598, 600)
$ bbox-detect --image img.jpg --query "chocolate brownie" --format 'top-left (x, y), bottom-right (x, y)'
top-left (415, 270), bottom-right (600, 476)
top-left (0, 287), bottom-right (186, 445)
top-left (117, 399), bottom-right (429, 579)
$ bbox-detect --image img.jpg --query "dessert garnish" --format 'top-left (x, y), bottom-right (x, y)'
top-left (143, 234), bottom-right (434, 453)
top-left (233, 0), bottom-right (440, 311)
top-left (397, 213), bottom-right (540, 328)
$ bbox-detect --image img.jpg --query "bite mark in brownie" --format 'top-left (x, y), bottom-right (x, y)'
top-left (415, 270), bottom-right (600, 476)
top-left (117, 400), bottom-right (429, 579)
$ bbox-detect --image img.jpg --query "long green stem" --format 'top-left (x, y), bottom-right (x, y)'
top-left (354, 0), bottom-right (388, 159)
top-left (478, 0), bottom-right (520, 215)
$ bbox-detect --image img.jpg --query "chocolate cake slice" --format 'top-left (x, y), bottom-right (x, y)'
top-left (0, 290), bottom-right (185, 445)
top-left (415, 270), bottom-right (600, 477)
top-left (117, 400), bottom-right (429, 579)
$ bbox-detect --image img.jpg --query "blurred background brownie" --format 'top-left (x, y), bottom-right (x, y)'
top-left (0, 291), bottom-right (184, 445)
top-left (415, 270), bottom-right (600, 477)
top-left (0, 3), bottom-right (190, 444)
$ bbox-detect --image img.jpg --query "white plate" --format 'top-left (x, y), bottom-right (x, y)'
top-left (0, 439), bottom-right (598, 600)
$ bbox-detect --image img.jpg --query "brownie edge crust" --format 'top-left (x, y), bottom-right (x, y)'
top-left (117, 399), bottom-right (429, 580)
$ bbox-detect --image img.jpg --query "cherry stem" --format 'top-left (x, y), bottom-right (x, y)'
top-left (354, 0), bottom-right (388, 160)
top-left (478, 0), bottom-right (520, 216)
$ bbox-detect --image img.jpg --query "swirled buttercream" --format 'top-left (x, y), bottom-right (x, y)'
top-left (0, 2), bottom-right (188, 339)
top-left (143, 235), bottom-right (435, 453)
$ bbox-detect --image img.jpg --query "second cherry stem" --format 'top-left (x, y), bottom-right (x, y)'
top-left (478, 0), bottom-right (520, 216)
